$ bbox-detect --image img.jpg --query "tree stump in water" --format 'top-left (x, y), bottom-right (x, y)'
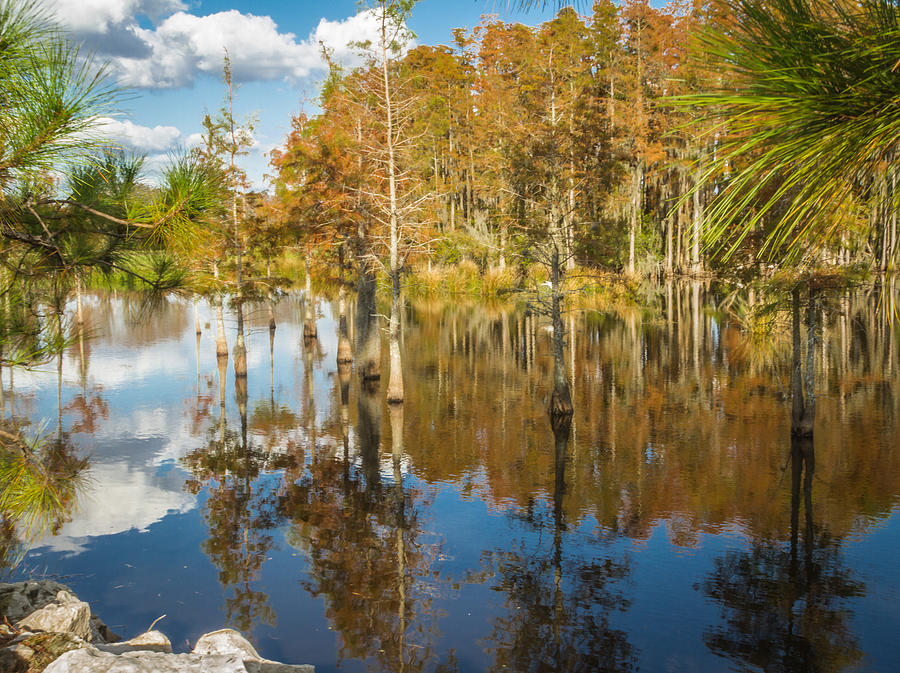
top-left (549, 387), bottom-right (574, 419)
top-left (337, 335), bottom-right (353, 364)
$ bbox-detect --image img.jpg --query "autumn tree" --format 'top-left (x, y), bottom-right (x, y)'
top-left (349, 0), bottom-right (426, 404)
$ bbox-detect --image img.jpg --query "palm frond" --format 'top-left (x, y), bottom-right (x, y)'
top-left (678, 0), bottom-right (900, 262)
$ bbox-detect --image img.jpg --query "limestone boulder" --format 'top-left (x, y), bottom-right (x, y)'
top-left (95, 629), bottom-right (171, 655)
top-left (0, 581), bottom-right (115, 644)
top-left (193, 629), bottom-right (314, 673)
top-left (192, 629), bottom-right (260, 659)
top-left (17, 590), bottom-right (91, 640)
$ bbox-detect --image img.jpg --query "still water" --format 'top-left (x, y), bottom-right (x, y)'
top-left (3, 286), bottom-right (899, 672)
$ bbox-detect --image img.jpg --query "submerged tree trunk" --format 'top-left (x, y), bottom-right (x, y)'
top-left (791, 287), bottom-right (818, 437)
top-left (303, 255), bottom-right (317, 340)
top-left (235, 342), bottom-right (248, 448)
top-left (217, 347), bottom-right (227, 447)
top-left (213, 263), bottom-right (228, 359)
top-left (552, 412), bottom-right (570, 532)
top-left (194, 296), bottom-right (202, 335)
top-left (356, 261), bottom-right (381, 380)
top-left (215, 297), bottom-right (228, 359)
top-left (549, 250), bottom-right (573, 418)
top-left (234, 303), bottom-right (247, 381)
top-left (195, 327), bottom-right (202, 391)
top-left (337, 284), bottom-right (353, 365)
top-left (386, 270), bottom-right (404, 404)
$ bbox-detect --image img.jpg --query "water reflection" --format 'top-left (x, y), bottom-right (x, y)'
top-left (701, 438), bottom-right (865, 673)
top-left (281, 377), bottom-right (450, 672)
top-left (182, 348), bottom-right (296, 638)
top-left (5, 283), bottom-right (899, 672)
top-left (475, 417), bottom-right (637, 673)
top-left (0, 421), bottom-right (90, 571)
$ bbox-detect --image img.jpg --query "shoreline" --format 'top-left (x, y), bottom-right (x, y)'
top-left (0, 580), bottom-right (314, 672)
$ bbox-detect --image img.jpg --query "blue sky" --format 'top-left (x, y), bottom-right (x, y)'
top-left (47, 1), bottom-right (577, 187)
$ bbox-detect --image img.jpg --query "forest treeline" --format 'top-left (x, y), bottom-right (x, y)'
top-left (267, 0), bottom-right (898, 285)
top-left (0, 0), bottom-right (897, 430)
top-left (2, 0), bottom-right (900, 541)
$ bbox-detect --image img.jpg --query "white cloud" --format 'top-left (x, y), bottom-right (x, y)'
top-left (95, 117), bottom-right (182, 152)
top-left (313, 11), bottom-right (391, 65)
top-left (52, 0), bottom-right (186, 34)
top-left (184, 132), bottom-right (205, 149)
top-left (52, 4), bottom-right (412, 90)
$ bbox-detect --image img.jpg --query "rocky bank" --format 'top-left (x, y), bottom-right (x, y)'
top-left (0, 581), bottom-right (314, 672)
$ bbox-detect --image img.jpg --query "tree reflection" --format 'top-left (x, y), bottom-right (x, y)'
top-left (701, 437), bottom-right (864, 673)
top-left (477, 416), bottom-right (637, 673)
top-left (282, 385), bottom-right (450, 672)
top-left (182, 357), bottom-right (294, 638)
top-left (0, 420), bottom-right (89, 572)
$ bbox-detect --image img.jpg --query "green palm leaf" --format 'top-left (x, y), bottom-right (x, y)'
top-left (679, 0), bottom-right (900, 263)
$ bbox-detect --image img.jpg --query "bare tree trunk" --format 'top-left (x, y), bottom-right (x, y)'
top-left (217, 348), bottom-right (227, 447)
top-left (382, 9), bottom-right (403, 404)
top-left (337, 284), bottom-right (353, 365)
top-left (303, 254), bottom-right (317, 339)
top-left (791, 288), bottom-right (804, 433)
top-left (549, 250), bottom-right (573, 417)
top-left (691, 155), bottom-right (704, 275)
top-left (75, 278), bottom-right (86, 381)
top-left (627, 163), bottom-right (642, 276)
top-left (356, 261), bottom-right (381, 380)
top-left (213, 262), bottom-right (228, 359)
top-left (803, 288), bottom-right (818, 434)
top-left (234, 303), bottom-right (247, 381)
top-left (566, 183), bottom-right (576, 271)
top-left (269, 310), bottom-right (276, 405)
top-left (194, 296), bottom-right (202, 335)
top-left (665, 177), bottom-right (674, 276)
top-left (791, 287), bottom-right (817, 437)
top-left (75, 277), bottom-right (84, 330)
top-left (386, 270), bottom-right (404, 403)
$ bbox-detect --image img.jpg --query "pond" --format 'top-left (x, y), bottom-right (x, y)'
top-left (3, 284), bottom-right (899, 673)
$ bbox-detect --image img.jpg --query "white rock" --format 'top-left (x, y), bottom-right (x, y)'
top-left (96, 629), bottom-right (172, 654)
top-left (17, 590), bottom-right (91, 640)
top-left (192, 628), bottom-right (260, 659)
top-left (45, 648), bottom-right (248, 672)
top-left (192, 629), bottom-right (315, 672)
